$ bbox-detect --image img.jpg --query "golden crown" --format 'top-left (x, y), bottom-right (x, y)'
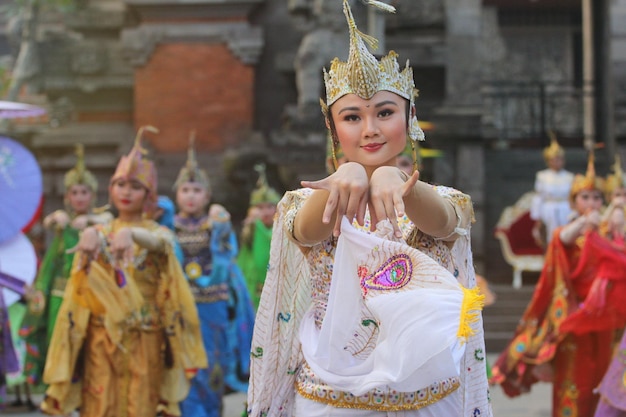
top-left (249, 163), bottom-right (281, 207)
top-left (570, 149), bottom-right (604, 202)
top-left (174, 130), bottom-right (211, 192)
top-left (542, 130), bottom-right (565, 162)
top-left (64, 143), bottom-right (98, 193)
top-left (111, 125), bottom-right (159, 214)
top-left (321, 0), bottom-right (424, 141)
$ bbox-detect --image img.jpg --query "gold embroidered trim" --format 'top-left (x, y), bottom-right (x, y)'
top-left (190, 283), bottom-right (229, 303)
top-left (295, 376), bottom-right (460, 411)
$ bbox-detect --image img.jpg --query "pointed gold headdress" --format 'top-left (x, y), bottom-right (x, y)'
top-left (605, 154), bottom-right (626, 199)
top-left (249, 163), bottom-right (281, 207)
top-left (542, 130), bottom-right (565, 163)
top-left (64, 144), bottom-right (98, 193)
top-left (569, 148), bottom-right (604, 202)
top-left (110, 125), bottom-right (159, 214)
top-left (320, 0), bottom-right (424, 142)
top-left (173, 130), bottom-right (211, 192)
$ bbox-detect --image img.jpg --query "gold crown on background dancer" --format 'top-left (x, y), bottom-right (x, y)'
top-left (111, 125), bottom-right (159, 213)
top-left (64, 143), bottom-right (98, 193)
top-left (542, 130), bottom-right (565, 162)
top-left (605, 154), bottom-right (625, 198)
top-left (320, 0), bottom-right (424, 142)
top-left (249, 163), bottom-right (281, 207)
top-left (570, 148), bottom-right (605, 202)
top-left (174, 130), bottom-right (211, 192)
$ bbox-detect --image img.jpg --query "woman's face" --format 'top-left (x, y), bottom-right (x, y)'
top-left (66, 184), bottom-right (93, 215)
top-left (110, 178), bottom-right (148, 215)
top-left (573, 189), bottom-right (603, 214)
top-left (611, 186), bottom-right (626, 204)
top-left (256, 202), bottom-right (277, 228)
top-left (547, 155), bottom-right (565, 171)
top-left (176, 181), bottom-right (209, 217)
top-left (330, 91), bottom-right (408, 173)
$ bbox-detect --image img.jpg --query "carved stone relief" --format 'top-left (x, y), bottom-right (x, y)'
top-left (120, 22), bottom-right (263, 67)
top-left (71, 42), bottom-right (108, 74)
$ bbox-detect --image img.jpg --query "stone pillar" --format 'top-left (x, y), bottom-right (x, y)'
top-left (442, 0), bottom-right (483, 109)
top-left (610, 0), bottom-right (626, 139)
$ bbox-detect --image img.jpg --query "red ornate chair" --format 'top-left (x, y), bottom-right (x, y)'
top-left (494, 191), bottom-right (545, 289)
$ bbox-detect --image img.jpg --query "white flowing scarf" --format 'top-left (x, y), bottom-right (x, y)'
top-left (300, 217), bottom-right (483, 395)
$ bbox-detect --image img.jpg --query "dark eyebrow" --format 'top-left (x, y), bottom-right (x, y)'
top-left (337, 106), bottom-right (360, 115)
top-left (337, 100), bottom-right (399, 115)
top-left (375, 100), bottom-right (399, 108)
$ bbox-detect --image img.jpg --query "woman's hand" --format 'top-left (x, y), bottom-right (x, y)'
top-left (71, 214), bottom-right (90, 230)
top-left (301, 162), bottom-right (369, 237)
top-left (109, 227), bottom-right (135, 268)
top-left (67, 226), bottom-right (101, 260)
top-left (369, 167), bottom-right (419, 238)
top-left (582, 209), bottom-right (601, 232)
top-left (44, 210), bottom-right (70, 230)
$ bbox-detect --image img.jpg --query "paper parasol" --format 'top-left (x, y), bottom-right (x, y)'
top-left (0, 100), bottom-right (46, 119)
top-left (0, 233), bottom-right (37, 306)
top-left (0, 136), bottom-right (43, 243)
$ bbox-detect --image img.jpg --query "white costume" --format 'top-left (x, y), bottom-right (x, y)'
top-left (247, 187), bottom-right (493, 417)
top-left (530, 168), bottom-right (574, 242)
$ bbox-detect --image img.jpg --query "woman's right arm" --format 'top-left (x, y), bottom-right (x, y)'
top-left (296, 162), bottom-right (369, 243)
top-left (559, 210), bottom-right (600, 245)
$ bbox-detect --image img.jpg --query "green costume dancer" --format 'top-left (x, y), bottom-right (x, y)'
top-left (237, 164), bottom-right (280, 309)
top-left (19, 145), bottom-right (108, 385)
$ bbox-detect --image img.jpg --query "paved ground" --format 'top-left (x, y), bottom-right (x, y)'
top-left (2, 355), bottom-right (553, 416)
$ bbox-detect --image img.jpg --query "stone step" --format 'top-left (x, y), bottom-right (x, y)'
top-left (482, 284), bottom-right (535, 353)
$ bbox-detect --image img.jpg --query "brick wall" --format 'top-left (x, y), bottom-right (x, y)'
top-left (134, 43), bottom-right (254, 152)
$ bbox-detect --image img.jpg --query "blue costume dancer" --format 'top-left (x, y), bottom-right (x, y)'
top-left (174, 133), bottom-right (254, 417)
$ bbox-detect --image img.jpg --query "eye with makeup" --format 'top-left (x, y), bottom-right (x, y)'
top-left (377, 108), bottom-right (395, 118)
top-left (130, 180), bottom-right (145, 191)
top-left (342, 113), bottom-right (360, 122)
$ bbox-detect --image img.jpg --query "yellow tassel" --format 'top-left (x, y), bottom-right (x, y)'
top-left (457, 286), bottom-right (485, 343)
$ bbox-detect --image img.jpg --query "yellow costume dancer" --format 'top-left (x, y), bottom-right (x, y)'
top-left (41, 127), bottom-right (207, 417)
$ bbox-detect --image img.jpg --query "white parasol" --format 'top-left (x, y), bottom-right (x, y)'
top-left (0, 100), bottom-right (46, 119)
top-left (0, 233), bottom-right (37, 306)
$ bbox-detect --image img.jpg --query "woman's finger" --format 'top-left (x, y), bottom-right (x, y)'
top-left (356, 192), bottom-right (368, 226)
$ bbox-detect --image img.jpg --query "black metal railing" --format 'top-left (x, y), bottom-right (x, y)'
top-left (482, 80), bottom-right (592, 145)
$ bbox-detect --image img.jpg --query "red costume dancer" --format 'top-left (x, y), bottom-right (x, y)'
top-left (491, 151), bottom-right (617, 417)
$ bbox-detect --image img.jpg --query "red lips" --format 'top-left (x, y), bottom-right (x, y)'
top-left (362, 143), bottom-right (384, 152)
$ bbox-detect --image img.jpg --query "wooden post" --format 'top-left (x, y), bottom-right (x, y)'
top-left (582, 0), bottom-right (595, 151)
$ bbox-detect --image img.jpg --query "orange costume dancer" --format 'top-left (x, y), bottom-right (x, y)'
top-left (40, 127), bottom-right (207, 417)
top-left (490, 151), bottom-right (616, 417)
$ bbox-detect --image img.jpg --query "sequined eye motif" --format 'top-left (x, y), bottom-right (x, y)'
top-left (359, 253), bottom-right (413, 296)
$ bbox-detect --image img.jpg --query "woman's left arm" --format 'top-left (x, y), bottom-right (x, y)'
top-left (369, 166), bottom-right (463, 240)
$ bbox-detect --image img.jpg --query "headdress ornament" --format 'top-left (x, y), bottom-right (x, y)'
top-left (542, 130), bottom-right (565, 163)
top-left (64, 143), bottom-right (98, 193)
top-left (320, 0), bottom-right (424, 142)
top-left (250, 163), bottom-right (281, 207)
top-left (110, 125), bottom-right (159, 215)
top-left (173, 130), bottom-right (211, 192)
top-left (570, 148), bottom-right (604, 202)
top-left (605, 154), bottom-right (626, 199)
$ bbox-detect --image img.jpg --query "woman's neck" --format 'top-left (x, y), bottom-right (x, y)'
top-left (117, 211), bottom-right (143, 222)
top-left (179, 210), bottom-right (205, 219)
